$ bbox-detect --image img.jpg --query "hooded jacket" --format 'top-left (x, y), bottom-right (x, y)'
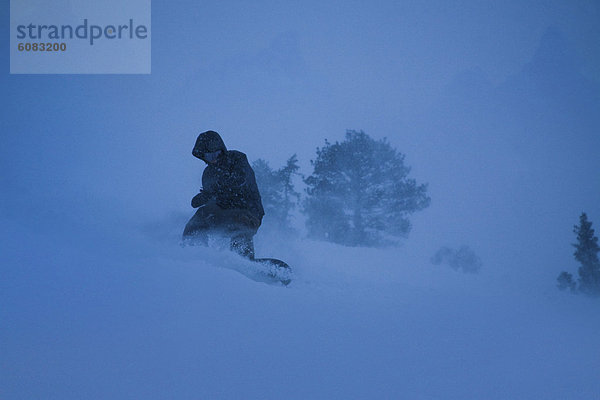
top-left (192, 131), bottom-right (264, 222)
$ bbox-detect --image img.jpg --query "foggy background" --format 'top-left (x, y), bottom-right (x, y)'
top-left (1, 1), bottom-right (599, 398)
top-left (3, 0), bottom-right (599, 279)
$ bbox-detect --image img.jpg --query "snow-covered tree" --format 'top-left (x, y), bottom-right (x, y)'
top-left (303, 130), bottom-right (430, 246)
top-left (557, 212), bottom-right (600, 296)
top-left (252, 155), bottom-right (301, 232)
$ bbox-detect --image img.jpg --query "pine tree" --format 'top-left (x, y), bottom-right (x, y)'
top-left (252, 159), bottom-right (283, 220)
top-left (252, 155), bottom-right (301, 232)
top-left (278, 154), bottom-right (301, 223)
top-left (573, 213), bottom-right (600, 295)
top-left (557, 212), bottom-right (600, 296)
top-left (303, 130), bottom-right (430, 246)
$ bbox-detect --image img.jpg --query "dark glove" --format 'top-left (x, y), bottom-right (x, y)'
top-left (191, 190), bottom-right (211, 208)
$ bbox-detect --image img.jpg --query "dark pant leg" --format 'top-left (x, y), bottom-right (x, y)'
top-left (183, 202), bottom-right (260, 255)
top-left (230, 233), bottom-right (255, 259)
top-left (182, 201), bottom-right (223, 244)
top-left (215, 209), bottom-right (260, 259)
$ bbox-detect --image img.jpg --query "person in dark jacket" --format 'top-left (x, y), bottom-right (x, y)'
top-left (183, 130), bottom-right (264, 259)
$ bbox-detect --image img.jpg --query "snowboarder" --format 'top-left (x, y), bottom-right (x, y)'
top-left (183, 130), bottom-right (265, 259)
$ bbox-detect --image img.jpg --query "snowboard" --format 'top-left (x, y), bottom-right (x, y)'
top-left (249, 258), bottom-right (293, 286)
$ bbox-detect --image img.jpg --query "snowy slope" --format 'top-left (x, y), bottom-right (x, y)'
top-left (2, 193), bottom-right (599, 400)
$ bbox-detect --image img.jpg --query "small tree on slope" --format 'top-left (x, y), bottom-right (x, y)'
top-left (573, 213), bottom-right (600, 295)
top-left (557, 212), bottom-right (600, 296)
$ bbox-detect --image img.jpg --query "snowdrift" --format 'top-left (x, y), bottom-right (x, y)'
top-left (1, 196), bottom-right (599, 400)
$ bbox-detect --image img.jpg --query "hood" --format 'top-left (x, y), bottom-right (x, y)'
top-left (192, 130), bottom-right (227, 160)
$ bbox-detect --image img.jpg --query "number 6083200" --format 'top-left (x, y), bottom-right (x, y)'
top-left (18, 42), bottom-right (67, 51)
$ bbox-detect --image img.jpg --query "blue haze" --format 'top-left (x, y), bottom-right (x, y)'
top-left (1, 1), bottom-right (599, 398)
